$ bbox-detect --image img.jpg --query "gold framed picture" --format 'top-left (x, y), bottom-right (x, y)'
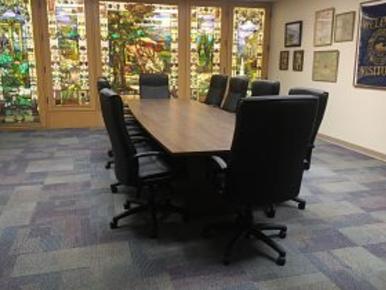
top-left (293, 50), bottom-right (304, 71)
top-left (313, 50), bottom-right (340, 82)
top-left (279, 51), bottom-right (289, 70)
top-left (314, 8), bottom-right (335, 47)
top-left (335, 11), bottom-right (356, 42)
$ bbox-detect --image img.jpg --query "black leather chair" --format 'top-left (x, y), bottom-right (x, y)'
top-left (204, 74), bottom-right (229, 107)
top-left (139, 73), bottom-right (170, 99)
top-left (204, 96), bottom-right (318, 266)
top-left (289, 87), bottom-right (329, 170)
top-left (100, 88), bottom-right (184, 237)
top-left (251, 80), bottom-right (280, 96)
top-left (222, 76), bottom-right (249, 112)
top-left (97, 77), bottom-right (144, 172)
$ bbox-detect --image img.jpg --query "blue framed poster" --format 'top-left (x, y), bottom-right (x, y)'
top-left (354, 0), bottom-right (386, 89)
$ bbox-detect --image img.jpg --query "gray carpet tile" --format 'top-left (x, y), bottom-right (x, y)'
top-left (1, 129), bottom-right (386, 290)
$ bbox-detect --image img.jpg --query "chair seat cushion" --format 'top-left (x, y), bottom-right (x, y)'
top-left (138, 156), bottom-right (171, 180)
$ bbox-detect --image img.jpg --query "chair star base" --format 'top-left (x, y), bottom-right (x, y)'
top-left (203, 211), bottom-right (287, 266)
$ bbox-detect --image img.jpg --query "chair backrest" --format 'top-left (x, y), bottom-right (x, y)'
top-left (97, 77), bottom-right (111, 92)
top-left (139, 73), bottom-right (170, 99)
top-left (289, 87), bottom-right (329, 146)
top-left (205, 74), bottom-right (229, 106)
top-left (251, 80), bottom-right (280, 96)
top-left (225, 96), bottom-right (318, 205)
top-left (100, 88), bottom-right (139, 186)
top-left (222, 76), bottom-right (249, 112)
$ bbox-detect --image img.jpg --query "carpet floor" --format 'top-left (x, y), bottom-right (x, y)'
top-left (1, 129), bottom-right (386, 290)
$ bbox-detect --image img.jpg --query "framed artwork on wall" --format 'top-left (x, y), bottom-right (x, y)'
top-left (334, 11), bottom-right (356, 42)
top-left (354, 0), bottom-right (386, 90)
top-left (279, 51), bottom-right (290, 70)
top-left (313, 50), bottom-right (340, 82)
top-left (293, 50), bottom-right (304, 71)
top-left (285, 21), bottom-right (302, 47)
top-left (314, 8), bottom-right (335, 46)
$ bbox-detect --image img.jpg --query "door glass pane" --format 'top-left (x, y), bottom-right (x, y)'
top-left (232, 7), bottom-right (265, 80)
top-left (190, 6), bottom-right (221, 101)
top-left (0, 0), bottom-right (39, 124)
top-left (47, 0), bottom-right (90, 106)
top-left (100, 2), bottom-right (179, 99)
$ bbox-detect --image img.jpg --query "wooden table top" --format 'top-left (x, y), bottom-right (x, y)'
top-left (127, 99), bottom-right (235, 156)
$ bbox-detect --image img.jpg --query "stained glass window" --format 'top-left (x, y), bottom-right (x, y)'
top-left (99, 2), bottom-right (179, 98)
top-left (232, 8), bottom-right (265, 81)
top-left (0, 0), bottom-right (38, 124)
top-left (190, 6), bottom-right (221, 101)
top-left (47, 0), bottom-right (89, 106)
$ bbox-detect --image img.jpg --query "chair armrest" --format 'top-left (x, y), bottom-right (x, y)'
top-left (133, 151), bottom-right (165, 160)
top-left (130, 136), bottom-right (150, 144)
top-left (211, 155), bottom-right (228, 171)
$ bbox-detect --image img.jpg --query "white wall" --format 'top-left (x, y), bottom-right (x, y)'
top-left (268, 0), bottom-right (386, 155)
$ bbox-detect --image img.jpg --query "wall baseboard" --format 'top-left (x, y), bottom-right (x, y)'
top-left (318, 134), bottom-right (386, 163)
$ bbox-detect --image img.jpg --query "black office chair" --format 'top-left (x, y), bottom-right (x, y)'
top-left (289, 87), bottom-right (329, 170)
top-left (251, 80), bottom-right (280, 96)
top-left (222, 76), bottom-right (249, 112)
top-left (139, 73), bottom-right (170, 99)
top-left (204, 75), bottom-right (229, 107)
top-left (203, 96), bottom-right (318, 266)
top-left (100, 88), bottom-right (185, 238)
top-left (97, 77), bottom-right (145, 173)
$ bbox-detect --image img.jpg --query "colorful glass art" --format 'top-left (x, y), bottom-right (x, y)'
top-left (190, 6), bottom-right (221, 101)
top-left (0, 0), bottom-right (38, 123)
top-left (232, 8), bottom-right (265, 81)
top-left (99, 2), bottom-right (179, 98)
top-left (47, 0), bottom-right (89, 106)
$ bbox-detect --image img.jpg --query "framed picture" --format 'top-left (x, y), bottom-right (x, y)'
top-left (313, 50), bottom-right (340, 82)
top-left (335, 11), bottom-right (356, 42)
top-left (293, 50), bottom-right (304, 71)
top-left (279, 51), bottom-right (290, 70)
top-left (285, 21), bottom-right (302, 47)
top-left (314, 8), bottom-right (335, 46)
top-left (354, 0), bottom-right (386, 90)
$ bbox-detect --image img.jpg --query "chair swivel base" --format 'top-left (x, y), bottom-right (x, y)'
top-left (110, 199), bottom-right (186, 238)
top-left (265, 197), bottom-right (306, 218)
top-left (203, 215), bottom-right (287, 266)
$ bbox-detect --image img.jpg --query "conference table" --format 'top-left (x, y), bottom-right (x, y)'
top-left (127, 98), bottom-right (236, 215)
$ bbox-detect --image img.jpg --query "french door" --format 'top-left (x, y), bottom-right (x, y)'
top-left (0, 0), bottom-right (270, 129)
top-left (189, 4), bottom-right (224, 101)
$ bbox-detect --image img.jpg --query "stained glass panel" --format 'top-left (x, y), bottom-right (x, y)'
top-left (190, 6), bottom-right (221, 101)
top-left (232, 8), bottom-right (265, 81)
top-left (47, 0), bottom-right (89, 106)
top-left (0, 0), bottom-right (38, 124)
top-left (99, 2), bottom-right (178, 98)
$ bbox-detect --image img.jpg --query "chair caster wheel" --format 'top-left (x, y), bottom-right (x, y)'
top-left (105, 163), bottom-right (111, 170)
top-left (110, 221), bottom-right (118, 229)
top-left (298, 202), bottom-right (306, 210)
top-left (124, 201), bottom-right (131, 210)
top-left (279, 230), bottom-right (287, 239)
top-left (108, 150), bottom-right (113, 158)
top-left (276, 256), bottom-right (286, 266)
top-left (265, 208), bottom-right (276, 218)
top-left (110, 184), bottom-right (118, 193)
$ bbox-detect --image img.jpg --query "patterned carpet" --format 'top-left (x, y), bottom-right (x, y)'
top-left (1, 129), bottom-right (386, 290)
